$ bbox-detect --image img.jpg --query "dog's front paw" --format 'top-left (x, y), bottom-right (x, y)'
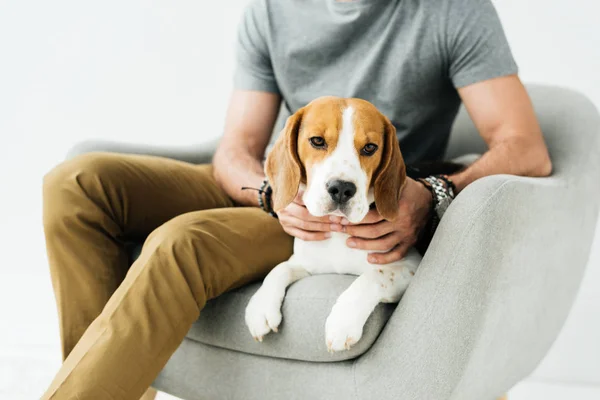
top-left (245, 287), bottom-right (284, 342)
top-left (325, 302), bottom-right (365, 353)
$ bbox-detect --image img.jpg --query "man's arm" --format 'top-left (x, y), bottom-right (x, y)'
top-left (450, 74), bottom-right (552, 192)
top-left (213, 90), bottom-right (281, 206)
top-left (341, 74), bottom-right (553, 264)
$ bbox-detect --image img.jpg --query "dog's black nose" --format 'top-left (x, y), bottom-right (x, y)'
top-left (326, 180), bottom-right (357, 204)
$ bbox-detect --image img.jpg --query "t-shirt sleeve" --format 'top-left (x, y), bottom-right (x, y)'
top-left (233, 0), bottom-right (279, 94)
top-left (445, 0), bottom-right (518, 88)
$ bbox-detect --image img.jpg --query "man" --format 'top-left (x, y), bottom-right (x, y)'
top-left (42, 0), bottom-right (551, 399)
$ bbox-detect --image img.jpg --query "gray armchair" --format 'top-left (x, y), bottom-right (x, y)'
top-left (66, 85), bottom-right (600, 400)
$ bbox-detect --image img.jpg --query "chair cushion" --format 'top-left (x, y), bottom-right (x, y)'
top-left (187, 274), bottom-right (396, 362)
top-left (129, 244), bottom-right (396, 362)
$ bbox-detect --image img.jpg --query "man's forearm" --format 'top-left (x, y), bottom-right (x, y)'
top-left (213, 145), bottom-right (266, 207)
top-left (449, 135), bottom-right (552, 193)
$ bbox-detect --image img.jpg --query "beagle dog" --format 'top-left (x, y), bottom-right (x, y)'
top-left (245, 96), bottom-right (422, 352)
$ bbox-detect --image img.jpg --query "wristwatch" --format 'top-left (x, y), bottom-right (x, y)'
top-left (418, 174), bottom-right (456, 224)
top-left (414, 175), bottom-right (456, 254)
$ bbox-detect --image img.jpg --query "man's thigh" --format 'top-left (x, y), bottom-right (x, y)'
top-left (144, 206), bottom-right (294, 300)
top-left (45, 152), bottom-right (234, 239)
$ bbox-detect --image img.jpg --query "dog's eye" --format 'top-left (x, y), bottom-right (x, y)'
top-left (361, 143), bottom-right (378, 156)
top-left (309, 136), bottom-right (327, 149)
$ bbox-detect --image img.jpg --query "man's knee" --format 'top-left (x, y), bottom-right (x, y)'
top-left (144, 214), bottom-right (193, 248)
top-left (142, 210), bottom-right (235, 298)
top-left (43, 152), bottom-right (120, 233)
top-left (142, 213), bottom-right (217, 261)
top-left (141, 214), bottom-right (220, 301)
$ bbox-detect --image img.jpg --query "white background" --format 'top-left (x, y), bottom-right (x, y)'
top-left (0, 0), bottom-right (598, 399)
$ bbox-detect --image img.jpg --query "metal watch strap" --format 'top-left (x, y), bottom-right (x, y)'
top-left (422, 175), bottom-right (455, 219)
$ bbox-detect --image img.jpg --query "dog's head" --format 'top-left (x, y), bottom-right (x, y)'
top-left (266, 96), bottom-right (406, 223)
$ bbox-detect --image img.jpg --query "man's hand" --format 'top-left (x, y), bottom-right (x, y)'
top-left (336, 178), bottom-right (432, 264)
top-left (278, 191), bottom-right (344, 241)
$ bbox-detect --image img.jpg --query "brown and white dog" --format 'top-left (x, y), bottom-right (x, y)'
top-left (245, 97), bottom-right (422, 352)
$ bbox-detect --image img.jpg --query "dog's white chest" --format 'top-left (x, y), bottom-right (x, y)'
top-left (292, 233), bottom-right (376, 275)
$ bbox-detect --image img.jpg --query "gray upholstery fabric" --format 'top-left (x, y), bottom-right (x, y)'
top-left (66, 138), bottom-right (219, 165)
top-left (153, 338), bottom-right (356, 400)
top-left (188, 275), bottom-right (395, 362)
top-left (130, 244), bottom-right (394, 362)
top-left (130, 245), bottom-right (395, 362)
top-left (67, 85), bottom-right (600, 400)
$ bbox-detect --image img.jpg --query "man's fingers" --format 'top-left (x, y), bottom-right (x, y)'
top-left (343, 220), bottom-right (394, 239)
top-left (363, 209), bottom-right (385, 224)
top-left (284, 227), bottom-right (331, 241)
top-left (367, 243), bottom-right (412, 264)
top-left (341, 209), bottom-right (384, 225)
top-left (282, 203), bottom-right (333, 223)
top-left (346, 232), bottom-right (401, 251)
top-left (283, 215), bottom-right (342, 233)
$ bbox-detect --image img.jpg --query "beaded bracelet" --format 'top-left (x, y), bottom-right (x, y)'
top-left (259, 180), bottom-right (278, 218)
top-left (242, 180), bottom-right (278, 219)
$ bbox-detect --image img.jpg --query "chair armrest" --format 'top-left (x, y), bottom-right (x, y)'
top-left (354, 174), bottom-right (597, 400)
top-left (65, 138), bottom-right (220, 164)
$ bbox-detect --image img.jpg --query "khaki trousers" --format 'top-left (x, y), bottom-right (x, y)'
top-left (41, 152), bottom-right (293, 399)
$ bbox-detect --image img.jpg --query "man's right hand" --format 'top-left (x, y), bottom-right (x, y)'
top-left (277, 191), bottom-right (343, 241)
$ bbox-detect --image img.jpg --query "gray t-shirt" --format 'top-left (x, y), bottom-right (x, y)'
top-left (234, 0), bottom-right (518, 164)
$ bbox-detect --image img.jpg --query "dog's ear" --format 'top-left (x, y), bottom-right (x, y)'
top-left (373, 117), bottom-right (406, 221)
top-left (265, 109), bottom-right (305, 212)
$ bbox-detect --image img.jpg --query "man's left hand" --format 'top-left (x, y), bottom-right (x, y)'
top-left (331, 177), bottom-right (432, 264)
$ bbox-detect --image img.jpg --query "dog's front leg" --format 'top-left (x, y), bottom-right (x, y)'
top-left (245, 258), bottom-right (310, 341)
top-left (325, 255), bottom-right (419, 352)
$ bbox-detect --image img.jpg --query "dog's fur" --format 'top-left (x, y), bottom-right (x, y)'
top-left (245, 97), bottom-right (422, 352)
